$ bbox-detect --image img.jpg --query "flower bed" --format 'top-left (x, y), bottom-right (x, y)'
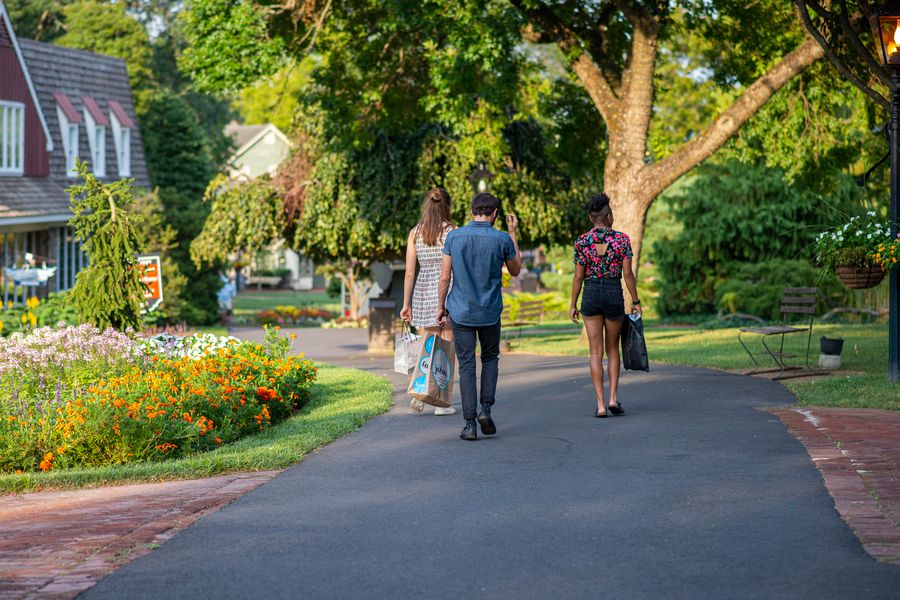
top-left (255, 305), bottom-right (334, 327)
top-left (0, 326), bottom-right (316, 473)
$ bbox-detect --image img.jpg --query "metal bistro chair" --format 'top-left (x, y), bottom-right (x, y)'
top-left (738, 287), bottom-right (826, 380)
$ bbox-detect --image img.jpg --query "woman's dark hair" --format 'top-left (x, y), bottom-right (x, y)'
top-left (585, 193), bottom-right (612, 224)
top-left (419, 187), bottom-right (452, 246)
top-left (472, 192), bottom-right (500, 216)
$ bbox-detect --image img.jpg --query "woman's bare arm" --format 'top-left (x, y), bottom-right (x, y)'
top-left (400, 227), bottom-right (417, 321)
top-left (570, 263), bottom-right (585, 322)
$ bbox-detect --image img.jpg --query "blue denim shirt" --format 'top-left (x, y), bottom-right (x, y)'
top-left (442, 221), bottom-right (516, 327)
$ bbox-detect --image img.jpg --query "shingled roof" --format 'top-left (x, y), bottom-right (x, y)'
top-left (0, 38), bottom-right (149, 223)
top-left (19, 39), bottom-right (149, 187)
top-left (224, 122), bottom-right (268, 151)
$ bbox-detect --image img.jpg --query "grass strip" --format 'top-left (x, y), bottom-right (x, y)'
top-left (508, 323), bottom-right (899, 410)
top-left (0, 363), bottom-right (392, 494)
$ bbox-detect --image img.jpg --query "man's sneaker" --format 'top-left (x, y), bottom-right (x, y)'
top-left (460, 419), bottom-right (478, 441)
top-left (477, 406), bottom-right (496, 435)
top-left (434, 405), bottom-right (456, 416)
top-left (409, 398), bottom-right (425, 413)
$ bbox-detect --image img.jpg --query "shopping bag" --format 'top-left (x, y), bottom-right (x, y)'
top-left (407, 331), bottom-right (455, 407)
top-left (621, 313), bottom-right (649, 372)
top-left (394, 325), bottom-right (422, 375)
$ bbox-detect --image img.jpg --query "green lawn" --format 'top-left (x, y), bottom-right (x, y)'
top-left (233, 289), bottom-right (341, 321)
top-left (0, 363), bottom-right (392, 494)
top-left (508, 322), bottom-right (899, 410)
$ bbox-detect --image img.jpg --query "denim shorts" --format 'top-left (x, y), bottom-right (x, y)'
top-left (580, 277), bottom-right (625, 320)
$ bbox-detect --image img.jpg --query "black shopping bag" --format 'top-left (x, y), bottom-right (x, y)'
top-left (622, 314), bottom-right (649, 372)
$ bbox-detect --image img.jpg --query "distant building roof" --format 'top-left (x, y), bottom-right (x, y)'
top-left (18, 39), bottom-right (150, 188)
top-left (224, 122), bottom-right (268, 150)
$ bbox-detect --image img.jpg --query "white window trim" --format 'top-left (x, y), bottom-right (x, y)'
top-left (83, 107), bottom-right (105, 177)
top-left (57, 105), bottom-right (79, 177)
top-left (110, 111), bottom-right (130, 177)
top-left (0, 100), bottom-right (25, 176)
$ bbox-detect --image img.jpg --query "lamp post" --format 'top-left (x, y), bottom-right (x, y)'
top-left (875, 1), bottom-right (900, 381)
top-left (467, 160), bottom-right (494, 195)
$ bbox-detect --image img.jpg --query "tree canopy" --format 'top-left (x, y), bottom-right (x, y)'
top-left (181, 0), bottom-right (833, 276)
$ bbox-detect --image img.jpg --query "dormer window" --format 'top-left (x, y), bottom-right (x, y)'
top-left (54, 93), bottom-right (82, 177)
top-left (108, 100), bottom-right (133, 177)
top-left (0, 100), bottom-right (24, 176)
top-left (82, 97), bottom-right (108, 177)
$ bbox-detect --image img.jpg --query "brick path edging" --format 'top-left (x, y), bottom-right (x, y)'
top-left (0, 470), bottom-right (280, 600)
top-left (766, 407), bottom-right (900, 564)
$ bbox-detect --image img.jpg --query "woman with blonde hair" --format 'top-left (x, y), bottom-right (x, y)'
top-left (401, 187), bottom-right (457, 415)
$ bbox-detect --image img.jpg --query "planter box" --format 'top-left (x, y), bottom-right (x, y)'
top-left (835, 265), bottom-right (885, 290)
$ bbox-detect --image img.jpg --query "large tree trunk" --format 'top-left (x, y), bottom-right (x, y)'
top-left (516, 4), bottom-right (824, 284)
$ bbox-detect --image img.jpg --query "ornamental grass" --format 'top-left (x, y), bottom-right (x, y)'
top-left (0, 326), bottom-right (316, 473)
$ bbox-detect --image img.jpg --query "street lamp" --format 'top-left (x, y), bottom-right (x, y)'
top-left (468, 160), bottom-right (494, 195)
top-left (875, 0), bottom-right (900, 381)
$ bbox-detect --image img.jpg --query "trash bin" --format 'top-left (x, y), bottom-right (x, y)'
top-left (368, 298), bottom-right (397, 354)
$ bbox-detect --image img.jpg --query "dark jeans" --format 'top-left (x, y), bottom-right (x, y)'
top-left (450, 318), bottom-right (501, 420)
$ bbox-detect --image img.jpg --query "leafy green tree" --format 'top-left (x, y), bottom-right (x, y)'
top-left (66, 161), bottom-right (146, 331)
top-left (55, 0), bottom-right (156, 111)
top-left (140, 91), bottom-right (222, 323)
top-left (233, 59), bottom-right (314, 131)
top-left (2, 0), bottom-right (69, 41)
top-left (180, 0), bottom-right (828, 280)
top-left (190, 174), bottom-right (282, 266)
top-left (654, 161), bottom-right (860, 316)
top-left (793, 1), bottom-right (890, 110)
top-left (132, 189), bottom-right (191, 325)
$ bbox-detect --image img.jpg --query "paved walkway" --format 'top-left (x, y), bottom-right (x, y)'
top-left (0, 472), bottom-right (278, 599)
top-left (768, 407), bottom-right (900, 563)
top-left (2, 327), bottom-right (899, 599)
top-left (79, 328), bottom-right (899, 599)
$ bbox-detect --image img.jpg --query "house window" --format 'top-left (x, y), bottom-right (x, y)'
top-left (55, 94), bottom-right (82, 178)
top-left (82, 97), bottom-right (108, 177)
top-left (118, 127), bottom-right (130, 176)
top-left (108, 100), bottom-right (133, 177)
top-left (0, 101), bottom-right (24, 175)
top-left (66, 123), bottom-right (79, 176)
top-left (91, 126), bottom-right (105, 176)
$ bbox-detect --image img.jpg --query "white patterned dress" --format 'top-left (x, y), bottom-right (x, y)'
top-left (412, 226), bottom-right (451, 329)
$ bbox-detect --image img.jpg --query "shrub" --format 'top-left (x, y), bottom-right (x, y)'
top-left (653, 161), bottom-right (860, 316)
top-left (714, 259), bottom-right (846, 321)
top-left (538, 271), bottom-right (569, 295)
top-left (503, 292), bottom-right (568, 321)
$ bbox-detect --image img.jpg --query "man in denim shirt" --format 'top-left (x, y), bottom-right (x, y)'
top-left (437, 193), bottom-right (522, 440)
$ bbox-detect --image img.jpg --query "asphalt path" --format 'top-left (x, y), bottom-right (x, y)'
top-left (83, 328), bottom-right (900, 599)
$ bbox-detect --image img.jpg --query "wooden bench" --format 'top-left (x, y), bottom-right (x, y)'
top-left (500, 300), bottom-right (544, 345)
top-left (737, 287), bottom-right (825, 380)
top-left (246, 275), bottom-right (282, 290)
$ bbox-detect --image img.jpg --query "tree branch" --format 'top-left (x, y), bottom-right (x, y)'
top-left (509, 0), bottom-right (621, 124)
top-left (644, 36), bottom-right (826, 201)
top-left (794, 0), bottom-right (889, 109)
top-left (836, 0), bottom-right (889, 87)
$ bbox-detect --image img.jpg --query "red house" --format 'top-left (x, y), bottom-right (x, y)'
top-left (0, 2), bottom-right (150, 304)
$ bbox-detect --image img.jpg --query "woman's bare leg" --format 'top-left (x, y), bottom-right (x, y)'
top-left (583, 315), bottom-right (607, 414)
top-left (604, 317), bottom-right (624, 407)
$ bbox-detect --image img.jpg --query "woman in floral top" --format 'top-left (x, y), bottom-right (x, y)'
top-left (570, 193), bottom-right (641, 418)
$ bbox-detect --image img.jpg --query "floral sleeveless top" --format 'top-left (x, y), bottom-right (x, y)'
top-left (573, 227), bottom-right (633, 279)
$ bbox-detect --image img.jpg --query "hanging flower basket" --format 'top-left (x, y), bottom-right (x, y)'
top-left (835, 265), bottom-right (886, 289)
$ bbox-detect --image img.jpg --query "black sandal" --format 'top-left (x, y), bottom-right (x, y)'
top-left (594, 410), bottom-right (608, 418)
top-left (609, 403), bottom-right (625, 416)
